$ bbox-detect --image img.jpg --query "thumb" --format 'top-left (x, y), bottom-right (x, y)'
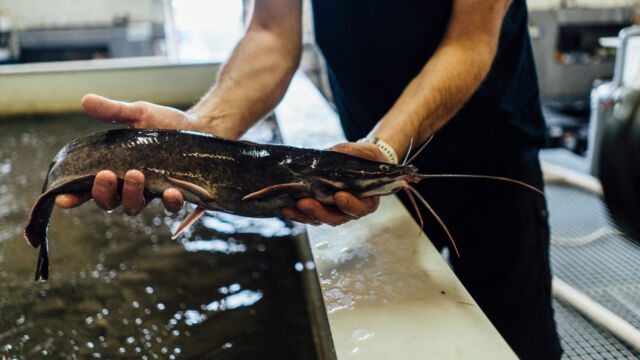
top-left (82, 94), bottom-right (145, 125)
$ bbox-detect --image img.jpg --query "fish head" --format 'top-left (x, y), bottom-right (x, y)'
top-left (348, 163), bottom-right (419, 197)
top-left (297, 156), bottom-right (419, 199)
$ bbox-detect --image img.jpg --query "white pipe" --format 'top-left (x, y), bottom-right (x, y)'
top-left (552, 277), bottom-right (640, 352)
top-left (542, 162), bottom-right (603, 195)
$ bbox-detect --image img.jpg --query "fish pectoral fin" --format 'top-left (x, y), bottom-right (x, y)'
top-left (172, 207), bottom-right (206, 239)
top-left (165, 176), bottom-right (214, 201)
top-left (242, 182), bottom-right (311, 201)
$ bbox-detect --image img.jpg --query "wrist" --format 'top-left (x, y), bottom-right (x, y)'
top-left (358, 137), bottom-right (399, 164)
top-left (367, 116), bottom-right (418, 163)
top-left (186, 108), bottom-right (241, 140)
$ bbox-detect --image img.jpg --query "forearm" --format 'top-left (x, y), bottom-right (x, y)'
top-left (188, 31), bottom-right (301, 139)
top-left (188, 0), bottom-right (302, 140)
top-left (370, 40), bottom-right (496, 158)
top-left (369, 0), bottom-right (510, 160)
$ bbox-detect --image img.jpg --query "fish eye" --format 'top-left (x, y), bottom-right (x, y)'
top-left (380, 165), bottom-right (390, 172)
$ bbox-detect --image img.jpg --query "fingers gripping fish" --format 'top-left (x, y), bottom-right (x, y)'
top-left (25, 129), bottom-right (543, 281)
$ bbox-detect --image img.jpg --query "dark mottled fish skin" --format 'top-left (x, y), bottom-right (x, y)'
top-left (25, 129), bottom-right (418, 281)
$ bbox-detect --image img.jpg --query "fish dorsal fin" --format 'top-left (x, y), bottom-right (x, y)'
top-left (242, 182), bottom-right (311, 201)
top-left (172, 207), bottom-right (206, 239)
top-left (166, 176), bottom-right (215, 201)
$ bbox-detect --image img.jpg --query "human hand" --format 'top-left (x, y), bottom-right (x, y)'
top-left (55, 170), bottom-right (184, 215)
top-left (282, 142), bottom-right (387, 226)
top-left (55, 94), bottom-right (199, 213)
top-left (81, 93), bottom-right (203, 131)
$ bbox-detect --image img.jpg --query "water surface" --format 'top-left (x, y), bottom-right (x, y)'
top-left (0, 115), bottom-right (318, 358)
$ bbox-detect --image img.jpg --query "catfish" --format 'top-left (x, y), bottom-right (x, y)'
top-left (25, 129), bottom-right (542, 281)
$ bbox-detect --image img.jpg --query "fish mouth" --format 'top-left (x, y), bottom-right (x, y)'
top-left (403, 174), bottom-right (422, 184)
top-left (400, 165), bottom-right (420, 184)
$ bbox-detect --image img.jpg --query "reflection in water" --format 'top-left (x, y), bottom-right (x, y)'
top-left (199, 211), bottom-right (296, 238)
top-left (181, 239), bottom-right (247, 254)
top-left (0, 115), bottom-right (318, 358)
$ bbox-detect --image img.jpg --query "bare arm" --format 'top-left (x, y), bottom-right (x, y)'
top-left (294, 0), bottom-right (512, 225)
top-left (188, 0), bottom-right (303, 139)
top-left (58, 0), bottom-right (303, 211)
top-left (58, 0), bottom-right (376, 226)
top-left (368, 0), bottom-right (513, 159)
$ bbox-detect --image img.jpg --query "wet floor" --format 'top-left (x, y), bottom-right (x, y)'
top-left (0, 115), bottom-right (319, 358)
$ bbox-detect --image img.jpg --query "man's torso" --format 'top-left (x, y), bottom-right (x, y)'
top-left (311, 0), bottom-right (545, 169)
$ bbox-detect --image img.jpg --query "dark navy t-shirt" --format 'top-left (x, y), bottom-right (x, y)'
top-left (311, 0), bottom-right (545, 164)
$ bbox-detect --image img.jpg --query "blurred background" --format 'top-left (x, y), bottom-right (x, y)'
top-left (2, 0), bottom-right (640, 359)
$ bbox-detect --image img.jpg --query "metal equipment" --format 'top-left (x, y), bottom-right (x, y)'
top-left (16, 21), bottom-right (166, 63)
top-left (529, 6), bottom-right (635, 111)
top-left (599, 82), bottom-right (640, 244)
top-left (0, 0), bottom-right (167, 63)
top-left (588, 27), bottom-right (640, 177)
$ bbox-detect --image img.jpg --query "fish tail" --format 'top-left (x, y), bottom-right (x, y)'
top-left (36, 238), bottom-right (49, 282)
top-left (25, 175), bottom-right (96, 282)
top-left (25, 192), bottom-right (56, 281)
top-left (24, 192), bottom-right (56, 249)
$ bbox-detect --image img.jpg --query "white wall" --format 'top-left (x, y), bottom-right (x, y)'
top-left (0, 0), bottom-right (165, 29)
